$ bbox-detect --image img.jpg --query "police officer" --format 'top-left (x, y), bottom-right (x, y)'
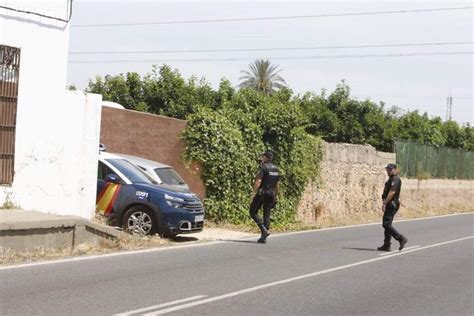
top-left (378, 163), bottom-right (408, 251)
top-left (250, 150), bottom-right (280, 244)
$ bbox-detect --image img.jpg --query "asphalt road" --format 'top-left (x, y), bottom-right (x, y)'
top-left (1, 213), bottom-right (473, 316)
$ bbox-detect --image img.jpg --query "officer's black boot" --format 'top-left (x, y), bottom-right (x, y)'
top-left (377, 243), bottom-right (391, 251)
top-left (398, 235), bottom-right (408, 251)
top-left (257, 224), bottom-right (270, 244)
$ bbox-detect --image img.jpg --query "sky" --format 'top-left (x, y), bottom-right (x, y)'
top-left (66, 0), bottom-right (473, 124)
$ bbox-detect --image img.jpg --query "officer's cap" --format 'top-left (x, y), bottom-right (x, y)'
top-left (262, 150), bottom-right (274, 160)
top-left (385, 163), bottom-right (397, 170)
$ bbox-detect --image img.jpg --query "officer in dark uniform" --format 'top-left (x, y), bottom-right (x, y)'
top-left (378, 163), bottom-right (408, 251)
top-left (250, 150), bottom-right (280, 244)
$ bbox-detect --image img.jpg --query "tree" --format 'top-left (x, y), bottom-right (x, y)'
top-left (86, 73), bottom-right (146, 111)
top-left (461, 124), bottom-right (474, 151)
top-left (238, 59), bottom-right (287, 95)
top-left (442, 120), bottom-right (464, 149)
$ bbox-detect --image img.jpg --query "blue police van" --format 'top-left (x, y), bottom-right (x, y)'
top-left (96, 151), bottom-right (204, 237)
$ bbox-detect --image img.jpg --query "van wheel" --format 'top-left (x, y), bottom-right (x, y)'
top-left (122, 206), bottom-right (157, 236)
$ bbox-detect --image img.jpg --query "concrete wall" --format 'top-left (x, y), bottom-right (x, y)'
top-left (0, 3), bottom-right (103, 219)
top-left (297, 143), bottom-right (473, 224)
top-left (100, 107), bottom-right (206, 198)
top-left (0, 1), bottom-right (71, 101)
top-left (0, 91), bottom-right (102, 218)
top-left (401, 179), bottom-right (473, 213)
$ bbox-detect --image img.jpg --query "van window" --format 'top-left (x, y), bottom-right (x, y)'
top-left (107, 159), bottom-right (157, 184)
top-left (98, 161), bottom-right (117, 180)
top-left (154, 167), bottom-right (186, 186)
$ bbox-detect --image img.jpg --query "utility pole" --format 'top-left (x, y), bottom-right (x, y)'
top-left (446, 93), bottom-right (453, 121)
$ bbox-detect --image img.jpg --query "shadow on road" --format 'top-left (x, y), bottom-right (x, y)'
top-left (220, 239), bottom-right (259, 244)
top-left (171, 236), bottom-right (199, 242)
top-left (342, 247), bottom-right (379, 252)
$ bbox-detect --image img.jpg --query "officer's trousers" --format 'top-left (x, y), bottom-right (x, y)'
top-left (250, 190), bottom-right (276, 229)
top-left (383, 200), bottom-right (402, 244)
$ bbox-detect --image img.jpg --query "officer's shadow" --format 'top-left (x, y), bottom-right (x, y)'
top-left (220, 239), bottom-right (260, 244)
top-left (342, 246), bottom-right (379, 252)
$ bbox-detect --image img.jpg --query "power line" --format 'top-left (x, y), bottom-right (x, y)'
top-left (68, 41), bottom-right (473, 55)
top-left (71, 6), bottom-right (473, 28)
top-left (68, 51), bottom-right (474, 64)
top-left (0, 1), bottom-right (73, 23)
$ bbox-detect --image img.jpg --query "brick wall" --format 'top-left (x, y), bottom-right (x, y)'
top-left (100, 107), bottom-right (206, 198)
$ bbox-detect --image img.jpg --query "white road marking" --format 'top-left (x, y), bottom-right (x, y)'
top-left (1, 212), bottom-right (471, 270)
top-left (145, 236), bottom-right (473, 315)
top-left (378, 245), bottom-right (420, 256)
top-left (270, 212), bottom-right (473, 238)
top-left (113, 295), bottom-right (206, 316)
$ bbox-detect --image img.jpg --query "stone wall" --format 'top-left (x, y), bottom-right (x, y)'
top-left (401, 179), bottom-right (473, 213)
top-left (297, 143), bottom-right (473, 224)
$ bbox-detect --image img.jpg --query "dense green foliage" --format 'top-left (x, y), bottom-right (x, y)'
top-left (87, 67), bottom-right (473, 152)
top-left (182, 90), bottom-right (324, 225)
top-left (87, 64), bottom-right (473, 224)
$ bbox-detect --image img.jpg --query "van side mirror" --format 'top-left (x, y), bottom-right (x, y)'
top-left (105, 174), bottom-right (120, 184)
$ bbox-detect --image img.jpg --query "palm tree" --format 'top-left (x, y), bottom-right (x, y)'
top-left (239, 59), bottom-right (287, 95)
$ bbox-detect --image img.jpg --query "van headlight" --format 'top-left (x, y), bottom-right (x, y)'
top-left (164, 194), bottom-right (185, 208)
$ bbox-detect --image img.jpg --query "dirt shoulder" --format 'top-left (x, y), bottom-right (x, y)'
top-left (1, 208), bottom-right (471, 266)
top-left (0, 226), bottom-right (257, 266)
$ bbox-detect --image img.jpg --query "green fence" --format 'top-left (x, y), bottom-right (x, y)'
top-left (394, 141), bottom-right (474, 180)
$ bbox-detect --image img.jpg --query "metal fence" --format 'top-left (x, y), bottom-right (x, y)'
top-left (0, 45), bottom-right (20, 184)
top-left (394, 141), bottom-right (474, 180)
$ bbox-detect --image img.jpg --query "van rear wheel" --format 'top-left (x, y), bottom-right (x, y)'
top-left (122, 206), bottom-right (157, 236)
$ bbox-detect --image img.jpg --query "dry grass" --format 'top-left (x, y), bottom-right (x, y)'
top-left (397, 207), bottom-right (473, 220)
top-left (0, 232), bottom-right (182, 266)
top-left (0, 246), bottom-right (73, 265)
top-left (287, 207), bottom-right (473, 232)
top-left (0, 223), bottom-right (255, 266)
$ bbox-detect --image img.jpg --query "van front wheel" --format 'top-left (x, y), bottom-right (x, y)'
top-left (122, 206), bottom-right (157, 236)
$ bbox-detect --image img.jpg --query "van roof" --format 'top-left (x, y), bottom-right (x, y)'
top-left (114, 153), bottom-right (171, 169)
top-left (99, 151), bottom-right (124, 160)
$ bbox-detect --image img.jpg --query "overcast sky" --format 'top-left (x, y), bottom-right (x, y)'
top-left (67, 0), bottom-right (473, 124)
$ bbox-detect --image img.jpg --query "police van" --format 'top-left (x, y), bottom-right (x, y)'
top-left (97, 151), bottom-right (204, 237)
top-left (115, 153), bottom-right (190, 191)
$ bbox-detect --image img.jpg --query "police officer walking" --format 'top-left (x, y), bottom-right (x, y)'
top-left (250, 150), bottom-right (280, 244)
top-left (378, 163), bottom-right (408, 251)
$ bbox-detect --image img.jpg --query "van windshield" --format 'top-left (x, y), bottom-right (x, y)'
top-left (107, 159), bottom-right (157, 184)
top-left (155, 167), bottom-right (186, 186)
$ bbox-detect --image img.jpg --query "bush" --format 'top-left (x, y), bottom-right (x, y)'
top-left (183, 91), bottom-right (324, 226)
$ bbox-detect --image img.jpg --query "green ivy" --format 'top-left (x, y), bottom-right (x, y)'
top-left (183, 91), bottom-right (324, 226)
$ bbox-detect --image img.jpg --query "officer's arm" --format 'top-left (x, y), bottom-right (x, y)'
top-left (384, 190), bottom-right (396, 205)
top-left (252, 179), bottom-right (262, 196)
top-left (252, 167), bottom-right (264, 196)
top-left (384, 177), bottom-right (400, 205)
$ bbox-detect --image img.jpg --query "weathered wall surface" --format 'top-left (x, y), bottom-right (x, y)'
top-left (100, 107), bottom-right (206, 198)
top-left (1, 92), bottom-right (102, 218)
top-left (298, 143), bottom-right (473, 224)
top-left (401, 179), bottom-right (473, 213)
top-left (1, 4), bottom-right (102, 219)
top-left (298, 143), bottom-right (394, 223)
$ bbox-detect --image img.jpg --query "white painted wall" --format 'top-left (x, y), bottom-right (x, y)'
top-left (0, 2), bottom-right (102, 218)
